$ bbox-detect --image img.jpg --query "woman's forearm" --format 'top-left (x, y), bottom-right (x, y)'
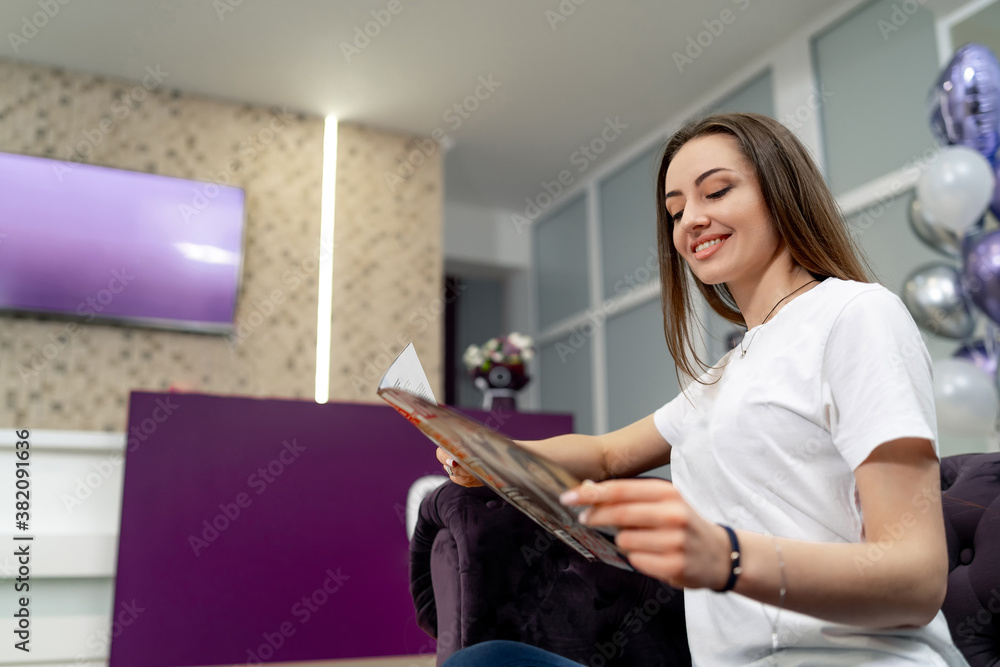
top-left (733, 529), bottom-right (947, 629)
top-left (514, 434), bottom-right (610, 483)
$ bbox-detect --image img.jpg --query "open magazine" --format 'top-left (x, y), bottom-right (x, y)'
top-left (378, 343), bottom-right (632, 570)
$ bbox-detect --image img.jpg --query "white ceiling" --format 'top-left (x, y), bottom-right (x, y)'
top-left (2, 0), bottom-right (847, 210)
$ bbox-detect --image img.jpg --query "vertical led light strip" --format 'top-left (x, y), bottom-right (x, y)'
top-left (315, 115), bottom-right (338, 404)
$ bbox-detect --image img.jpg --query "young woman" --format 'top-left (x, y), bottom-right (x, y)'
top-left (437, 112), bottom-right (970, 666)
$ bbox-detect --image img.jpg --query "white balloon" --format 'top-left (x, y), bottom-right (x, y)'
top-left (933, 357), bottom-right (998, 438)
top-left (917, 146), bottom-right (995, 232)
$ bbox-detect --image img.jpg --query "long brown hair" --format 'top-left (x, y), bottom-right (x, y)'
top-left (655, 112), bottom-right (875, 389)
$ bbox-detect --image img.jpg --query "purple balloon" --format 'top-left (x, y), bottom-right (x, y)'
top-left (953, 339), bottom-right (999, 378)
top-left (963, 229), bottom-right (1000, 325)
top-left (930, 43), bottom-right (1000, 159)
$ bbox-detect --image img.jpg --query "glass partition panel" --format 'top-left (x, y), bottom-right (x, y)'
top-left (812, 0), bottom-right (938, 194)
top-left (540, 330), bottom-right (594, 434)
top-left (696, 67), bottom-right (775, 119)
top-left (605, 300), bottom-right (680, 432)
top-left (599, 146), bottom-right (661, 300)
top-left (535, 195), bottom-right (590, 330)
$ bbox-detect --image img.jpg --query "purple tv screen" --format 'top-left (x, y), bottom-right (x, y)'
top-left (0, 151), bottom-right (245, 334)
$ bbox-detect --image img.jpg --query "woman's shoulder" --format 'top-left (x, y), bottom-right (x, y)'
top-left (815, 278), bottom-right (900, 314)
top-left (817, 278), bottom-right (917, 337)
top-left (817, 277), bottom-right (888, 298)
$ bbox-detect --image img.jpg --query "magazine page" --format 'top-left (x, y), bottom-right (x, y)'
top-left (378, 385), bottom-right (632, 570)
top-left (378, 342), bottom-right (437, 405)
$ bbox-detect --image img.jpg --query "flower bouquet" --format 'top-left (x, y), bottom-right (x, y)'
top-left (462, 332), bottom-right (533, 410)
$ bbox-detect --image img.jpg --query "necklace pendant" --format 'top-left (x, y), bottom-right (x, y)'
top-left (740, 349), bottom-right (746, 359)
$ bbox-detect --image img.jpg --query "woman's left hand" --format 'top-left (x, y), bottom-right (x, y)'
top-left (561, 478), bottom-right (732, 590)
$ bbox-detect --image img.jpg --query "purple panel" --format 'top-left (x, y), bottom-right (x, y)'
top-left (111, 391), bottom-right (573, 666)
top-left (0, 151), bottom-right (244, 331)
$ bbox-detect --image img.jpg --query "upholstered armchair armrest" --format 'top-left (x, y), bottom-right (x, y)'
top-left (410, 482), bottom-right (494, 650)
top-left (939, 452), bottom-right (1000, 667)
top-left (409, 481), bottom-right (691, 666)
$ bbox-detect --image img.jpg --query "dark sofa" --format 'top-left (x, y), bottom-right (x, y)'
top-left (410, 452), bottom-right (1000, 666)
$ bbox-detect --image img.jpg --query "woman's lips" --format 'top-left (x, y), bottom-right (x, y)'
top-left (693, 234), bottom-right (731, 260)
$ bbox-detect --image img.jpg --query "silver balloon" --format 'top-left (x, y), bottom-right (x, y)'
top-left (909, 196), bottom-right (984, 259)
top-left (901, 264), bottom-right (976, 339)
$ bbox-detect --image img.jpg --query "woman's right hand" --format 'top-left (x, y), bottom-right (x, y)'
top-left (435, 447), bottom-right (483, 487)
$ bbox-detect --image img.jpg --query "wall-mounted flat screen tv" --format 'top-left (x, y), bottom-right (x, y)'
top-left (0, 151), bottom-right (245, 334)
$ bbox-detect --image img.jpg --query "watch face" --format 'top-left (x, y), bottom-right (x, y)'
top-left (488, 365), bottom-right (512, 387)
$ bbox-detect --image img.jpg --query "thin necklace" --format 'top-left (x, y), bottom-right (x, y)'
top-left (739, 279), bottom-right (819, 359)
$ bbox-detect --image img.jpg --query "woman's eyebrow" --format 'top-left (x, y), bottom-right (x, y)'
top-left (665, 167), bottom-right (734, 199)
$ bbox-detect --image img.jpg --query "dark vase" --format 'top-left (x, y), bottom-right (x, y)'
top-left (480, 388), bottom-right (518, 412)
top-left (473, 361), bottom-right (529, 412)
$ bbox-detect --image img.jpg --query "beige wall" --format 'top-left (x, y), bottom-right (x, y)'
top-left (328, 123), bottom-right (443, 403)
top-left (0, 60), bottom-right (443, 430)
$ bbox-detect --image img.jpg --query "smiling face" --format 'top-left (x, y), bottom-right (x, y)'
top-left (664, 133), bottom-right (783, 288)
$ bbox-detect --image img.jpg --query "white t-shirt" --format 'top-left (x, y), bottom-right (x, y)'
top-left (653, 277), bottom-right (970, 666)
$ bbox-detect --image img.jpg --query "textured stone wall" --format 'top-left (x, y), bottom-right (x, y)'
top-left (327, 123), bottom-right (444, 403)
